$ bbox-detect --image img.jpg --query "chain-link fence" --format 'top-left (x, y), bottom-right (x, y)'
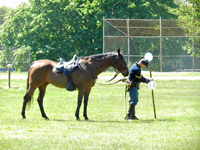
top-left (103, 18), bottom-right (200, 72)
top-left (0, 46), bottom-right (31, 72)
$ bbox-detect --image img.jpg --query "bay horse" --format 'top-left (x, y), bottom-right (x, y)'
top-left (21, 49), bottom-right (129, 121)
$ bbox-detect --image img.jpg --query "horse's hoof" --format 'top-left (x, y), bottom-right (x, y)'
top-left (76, 118), bottom-right (81, 121)
top-left (22, 117), bottom-right (26, 119)
top-left (43, 116), bottom-right (49, 120)
top-left (85, 118), bottom-right (89, 121)
top-left (44, 117), bottom-right (49, 120)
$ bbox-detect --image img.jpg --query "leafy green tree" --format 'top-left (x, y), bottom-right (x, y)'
top-left (168, 0), bottom-right (200, 70)
top-left (13, 46), bottom-right (30, 71)
top-left (0, 6), bottom-right (10, 52)
top-left (1, 0), bottom-right (178, 65)
top-left (100, 0), bottom-right (177, 19)
top-left (171, 0), bottom-right (200, 56)
top-left (0, 6), bottom-right (10, 26)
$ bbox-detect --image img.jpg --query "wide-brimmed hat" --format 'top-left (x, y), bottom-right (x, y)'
top-left (140, 59), bottom-right (149, 68)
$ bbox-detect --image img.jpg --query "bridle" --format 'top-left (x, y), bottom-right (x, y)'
top-left (109, 55), bottom-right (128, 80)
top-left (113, 55), bottom-right (128, 72)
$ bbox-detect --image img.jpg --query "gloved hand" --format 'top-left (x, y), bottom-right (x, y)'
top-left (149, 78), bottom-right (154, 81)
top-left (147, 78), bottom-right (154, 83)
top-left (125, 80), bottom-right (132, 88)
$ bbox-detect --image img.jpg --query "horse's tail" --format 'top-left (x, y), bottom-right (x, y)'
top-left (27, 62), bottom-right (35, 105)
top-left (26, 69), bottom-right (30, 91)
top-left (26, 62), bottom-right (34, 91)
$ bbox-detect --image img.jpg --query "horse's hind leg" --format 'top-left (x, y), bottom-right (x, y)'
top-left (37, 83), bottom-right (49, 120)
top-left (21, 88), bottom-right (35, 119)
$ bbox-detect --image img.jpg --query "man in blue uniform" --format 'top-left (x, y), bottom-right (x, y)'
top-left (125, 59), bottom-right (153, 120)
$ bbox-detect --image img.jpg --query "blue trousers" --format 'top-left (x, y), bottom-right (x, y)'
top-left (128, 87), bottom-right (139, 105)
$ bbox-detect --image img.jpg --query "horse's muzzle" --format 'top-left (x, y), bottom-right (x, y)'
top-left (122, 70), bottom-right (129, 77)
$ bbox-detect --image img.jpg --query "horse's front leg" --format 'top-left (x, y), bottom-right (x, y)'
top-left (75, 88), bottom-right (85, 121)
top-left (83, 88), bottom-right (91, 121)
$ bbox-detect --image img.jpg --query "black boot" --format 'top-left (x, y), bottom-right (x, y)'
top-left (125, 104), bottom-right (135, 120)
top-left (131, 105), bottom-right (138, 120)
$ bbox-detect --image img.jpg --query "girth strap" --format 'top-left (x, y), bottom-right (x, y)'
top-left (77, 62), bottom-right (97, 84)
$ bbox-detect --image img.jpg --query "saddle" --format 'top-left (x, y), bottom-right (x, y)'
top-left (56, 55), bottom-right (79, 91)
top-left (56, 55), bottom-right (79, 75)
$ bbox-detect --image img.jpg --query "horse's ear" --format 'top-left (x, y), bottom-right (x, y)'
top-left (117, 48), bottom-right (121, 56)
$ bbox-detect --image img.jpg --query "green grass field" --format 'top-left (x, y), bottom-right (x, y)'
top-left (1, 71), bottom-right (200, 77)
top-left (0, 72), bottom-right (200, 150)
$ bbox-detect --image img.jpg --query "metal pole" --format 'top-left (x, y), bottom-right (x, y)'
top-left (192, 17), bottom-right (194, 72)
top-left (160, 17), bottom-right (162, 72)
top-left (149, 61), bottom-right (156, 119)
top-left (103, 17), bottom-right (105, 53)
top-left (151, 89), bottom-right (156, 119)
top-left (127, 18), bottom-right (130, 67)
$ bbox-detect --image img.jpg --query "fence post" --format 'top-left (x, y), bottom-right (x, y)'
top-left (192, 17), bottom-right (195, 72)
top-left (127, 18), bottom-right (130, 67)
top-left (103, 17), bottom-right (105, 53)
top-left (7, 64), bottom-right (12, 88)
top-left (8, 68), bottom-right (10, 88)
top-left (160, 17), bottom-right (162, 72)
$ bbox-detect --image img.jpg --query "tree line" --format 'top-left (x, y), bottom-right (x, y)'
top-left (0, 0), bottom-right (199, 71)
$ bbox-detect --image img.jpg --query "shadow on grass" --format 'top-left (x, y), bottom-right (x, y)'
top-left (50, 117), bottom-right (176, 123)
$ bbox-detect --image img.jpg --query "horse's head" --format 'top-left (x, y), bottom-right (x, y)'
top-left (113, 49), bottom-right (129, 77)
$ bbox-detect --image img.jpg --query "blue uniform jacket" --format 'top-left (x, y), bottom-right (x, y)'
top-left (128, 62), bottom-right (149, 84)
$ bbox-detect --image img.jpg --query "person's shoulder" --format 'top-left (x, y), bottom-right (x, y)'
top-left (130, 63), bottom-right (140, 72)
top-left (130, 63), bottom-right (139, 69)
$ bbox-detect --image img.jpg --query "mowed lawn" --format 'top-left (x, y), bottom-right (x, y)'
top-left (0, 72), bottom-right (200, 150)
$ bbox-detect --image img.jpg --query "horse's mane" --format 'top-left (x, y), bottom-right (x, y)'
top-left (80, 52), bottom-right (117, 60)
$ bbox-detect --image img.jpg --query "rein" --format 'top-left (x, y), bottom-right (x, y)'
top-left (96, 55), bottom-right (126, 85)
top-left (96, 78), bottom-right (122, 85)
top-left (97, 71), bottom-right (119, 82)
top-left (77, 54), bottom-right (127, 86)
top-left (98, 54), bottom-right (127, 83)
top-left (77, 62), bottom-right (124, 86)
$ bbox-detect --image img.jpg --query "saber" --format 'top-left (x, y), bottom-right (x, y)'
top-left (145, 52), bottom-right (157, 119)
top-left (149, 61), bottom-right (156, 119)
